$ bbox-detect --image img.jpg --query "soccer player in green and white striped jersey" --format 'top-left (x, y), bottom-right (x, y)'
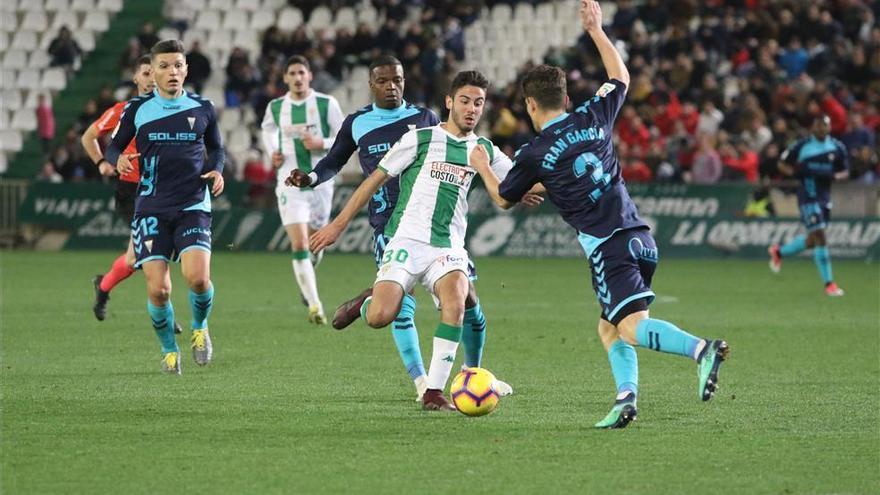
top-left (261, 55), bottom-right (344, 324)
top-left (310, 71), bottom-right (529, 410)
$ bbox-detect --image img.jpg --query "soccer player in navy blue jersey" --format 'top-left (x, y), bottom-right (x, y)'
top-left (470, 1), bottom-right (729, 428)
top-left (105, 40), bottom-right (225, 375)
top-left (769, 114), bottom-right (849, 296)
top-left (286, 56), bottom-right (513, 401)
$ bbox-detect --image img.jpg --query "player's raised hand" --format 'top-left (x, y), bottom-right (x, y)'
top-left (301, 133), bottom-right (324, 151)
top-left (285, 169), bottom-right (313, 188)
top-left (271, 151), bottom-right (284, 169)
top-left (201, 170), bottom-right (225, 196)
top-left (580, 0), bottom-right (603, 33)
top-left (116, 153), bottom-right (139, 176)
top-left (468, 144), bottom-right (491, 172)
top-left (309, 221), bottom-right (343, 254)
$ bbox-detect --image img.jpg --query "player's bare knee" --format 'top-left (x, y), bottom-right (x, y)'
top-left (366, 306), bottom-right (395, 328)
top-left (187, 276), bottom-right (211, 293)
top-left (148, 285), bottom-right (170, 304)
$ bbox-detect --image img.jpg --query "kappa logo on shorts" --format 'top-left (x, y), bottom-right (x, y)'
top-left (429, 162), bottom-right (473, 187)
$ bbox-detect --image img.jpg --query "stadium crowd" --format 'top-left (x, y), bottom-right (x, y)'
top-left (43, 0), bottom-right (879, 187)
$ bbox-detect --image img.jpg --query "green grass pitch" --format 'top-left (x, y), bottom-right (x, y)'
top-left (2, 251), bottom-right (878, 494)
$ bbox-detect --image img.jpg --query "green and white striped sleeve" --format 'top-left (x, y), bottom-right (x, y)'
top-left (378, 129), bottom-right (419, 177)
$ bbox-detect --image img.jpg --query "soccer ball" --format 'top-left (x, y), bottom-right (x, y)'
top-left (450, 367), bottom-right (500, 417)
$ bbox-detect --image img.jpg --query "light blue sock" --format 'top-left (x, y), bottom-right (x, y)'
top-left (391, 294), bottom-right (425, 380)
top-left (462, 301), bottom-right (487, 368)
top-left (189, 284), bottom-right (214, 330)
top-left (607, 339), bottom-right (638, 395)
top-left (814, 246), bottom-right (833, 284)
top-left (779, 235), bottom-right (807, 257)
top-left (147, 301), bottom-right (178, 353)
top-left (635, 318), bottom-right (703, 360)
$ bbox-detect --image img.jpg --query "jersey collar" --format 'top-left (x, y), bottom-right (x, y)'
top-left (541, 112), bottom-right (570, 132)
top-left (372, 100), bottom-right (409, 116)
top-left (153, 88), bottom-right (188, 103)
top-left (286, 89), bottom-right (313, 104)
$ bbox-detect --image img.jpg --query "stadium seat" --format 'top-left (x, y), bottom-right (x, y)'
top-left (235, 0), bottom-right (260, 11)
top-left (1, 89), bottom-right (23, 109)
top-left (15, 69), bottom-right (40, 90)
top-left (44, 0), bottom-right (69, 11)
top-left (0, 131), bottom-right (23, 152)
top-left (23, 89), bottom-right (43, 109)
top-left (41, 68), bottom-right (66, 91)
top-left (357, 5), bottom-right (377, 25)
top-left (208, 0), bottom-right (233, 10)
top-left (17, 0), bottom-right (45, 12)
top-left (0, 151), bottom-right (7, 174)
top-left (0, 110), bottom-right (8, 129)
top-left (82, 11), bottom-right (109, 32)
top-left (157, 27), bottom-right (179, 41)
top-left (0, 10), bottom-right (15, 33)
top-left (10, 109), bottom-right (37, 131)
top-left (2, 50), bottom-right (28, 70)
top-left (491, 3), bottom-right (512, 23)
top-left (262, 0), bottom-right (285, 10)
top-left (73, 30), bottom-right (95, 52)
top-left (250, 10), bottom-right (274, 31)
top-left (202, 86), bottom-right (225, 110)
top-left (334, 7), bottom-right (356, 32)
top-left (225, 128), bottom-right (250, 153)
top-left (513, 3), bottom-right (533, 21)
top-left (0, 71), bottom-right (16, 90)
top-left (96, 0), bottom-right (122, 13)
top-left (277, 7), bottom-right (303, 29)
top-left (11, 31), bottom-right (39, 51)
top-left (70, 0), bottom-right (95, 12)
top-left (22, 11), bottom-right (50, 31)
top-left (207, 30), bottom-right (233, 52)
top-left (181, 0), bottom-right (206, 10)
top-left (194, 10), bottom-right (221, 31)
top-left (232, 29), bottom-right (258, 52)
top-left (182, 28), bottom-right (207, 47)
top-left (27, 50), bottom-right (51, 69)
top-left (50, 10), bottom-right (80, 31)
top-left (222, 10), bottom-right (249, 31)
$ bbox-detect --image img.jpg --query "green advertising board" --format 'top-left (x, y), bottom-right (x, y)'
top-left (15, 182), bottom-right (880, 260)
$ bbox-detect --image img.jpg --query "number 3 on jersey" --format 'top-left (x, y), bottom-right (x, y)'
top-left (382, 249), bottom-right (409, 265)
top-left (573, 152), bottom-right (611, 202)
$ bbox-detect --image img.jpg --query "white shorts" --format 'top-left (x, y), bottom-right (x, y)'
top-left (276, 181), bottom-right (333, 229)
top-left (375, 237), bottom-right (471, 300)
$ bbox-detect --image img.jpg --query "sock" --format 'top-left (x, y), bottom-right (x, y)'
top-left (607, 339), bottom-right (638, 396)
top-left (99, 253), bottom-right (135, 292)
top-left (779, 235), bottom-right (806, 257)
top-left (147, 301), bottom-right (178, 353)
top-left (189, 284), bottom-right (214, 330)
top-left (462, 301), bottom-right (487, 368)
top-left (426, 323), bottom-right (462, 390)
top-left (635, 318), bottom-right (704, 361)
top-left (391, 294), bottom-right (426, 380)
top-left (814, 246), bottom-right (833, 284)
top-left (292, 250), bottom-right (320, 308)
top-left (359, 296), bottom-right (372, 323)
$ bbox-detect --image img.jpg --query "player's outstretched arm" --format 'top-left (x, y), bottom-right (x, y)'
top-left (287, 114), bottom-right (358, 188)
top-left (310, 169), bottom-right (390, 253)
top-left (581, 0), bottom-right (629, 87)
top-left (81, 124), bottom-right (116, 177)
top-left (470, 145), bottom-right (515, 210)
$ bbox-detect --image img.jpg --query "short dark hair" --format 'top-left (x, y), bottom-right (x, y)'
top-left (285, 55), bottom-right (310, 71)
top-left (150, 39), bottom-right (185, 57)
top-left (369, 54), bottom-right (402, 74)
top-left (136, 54), bottom-right (152, 67)
top-left (521, 64), bottom-right (567, 110)
top-left (449, 70), bottom-right (489, 97)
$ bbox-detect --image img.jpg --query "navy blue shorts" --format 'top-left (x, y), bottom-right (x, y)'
top-left (799, 201), bottom-right (830, 232)
top-left (373, 228), bottom-right (477, 280)
top-left (131, 210), bottom-right (212, 268)
top-left (582, 228), bottom-right (657, 325)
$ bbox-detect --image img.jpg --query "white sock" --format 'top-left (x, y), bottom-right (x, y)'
top-left (292, 258), bottom-right (321, 309)
top-left (414, 375), bottom-right (428, 399)
top-left (426, 337), bottom-right (459, 390)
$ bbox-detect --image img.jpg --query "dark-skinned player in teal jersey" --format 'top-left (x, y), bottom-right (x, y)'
top-left (768, 114), bottom-right (849, 296)
top-left (470, 1), bottom-right (729, 429)
top-left (106, 40), bottom-right (225, 375)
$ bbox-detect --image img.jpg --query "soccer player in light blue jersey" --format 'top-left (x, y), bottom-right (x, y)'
top-left (106, 40), bottom-right (225, 374)
top-left (470, 1), bottom-right (729, 428)
top-left (769, 114), bottom-right (849, 296)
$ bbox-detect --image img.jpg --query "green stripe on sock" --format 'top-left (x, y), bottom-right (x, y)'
top-left (292, 250), bottom-right (310, 260)
top-left (435, 322), bottom-right (463, 342)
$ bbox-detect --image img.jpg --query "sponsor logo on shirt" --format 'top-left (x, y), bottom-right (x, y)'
top-left (595, 82), bottom-right (616, 98)
top-left (429, 162), bottom-right (473, 187)
top-left (367, 142), bottom-right (392, 154)
top-left (148, 132), bottom-right (198, 142)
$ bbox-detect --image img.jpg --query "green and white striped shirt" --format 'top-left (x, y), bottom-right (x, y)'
top-left (378, 125), bottom-right (512, 248)
top-left (260, 90), bottom-right (344, 179)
